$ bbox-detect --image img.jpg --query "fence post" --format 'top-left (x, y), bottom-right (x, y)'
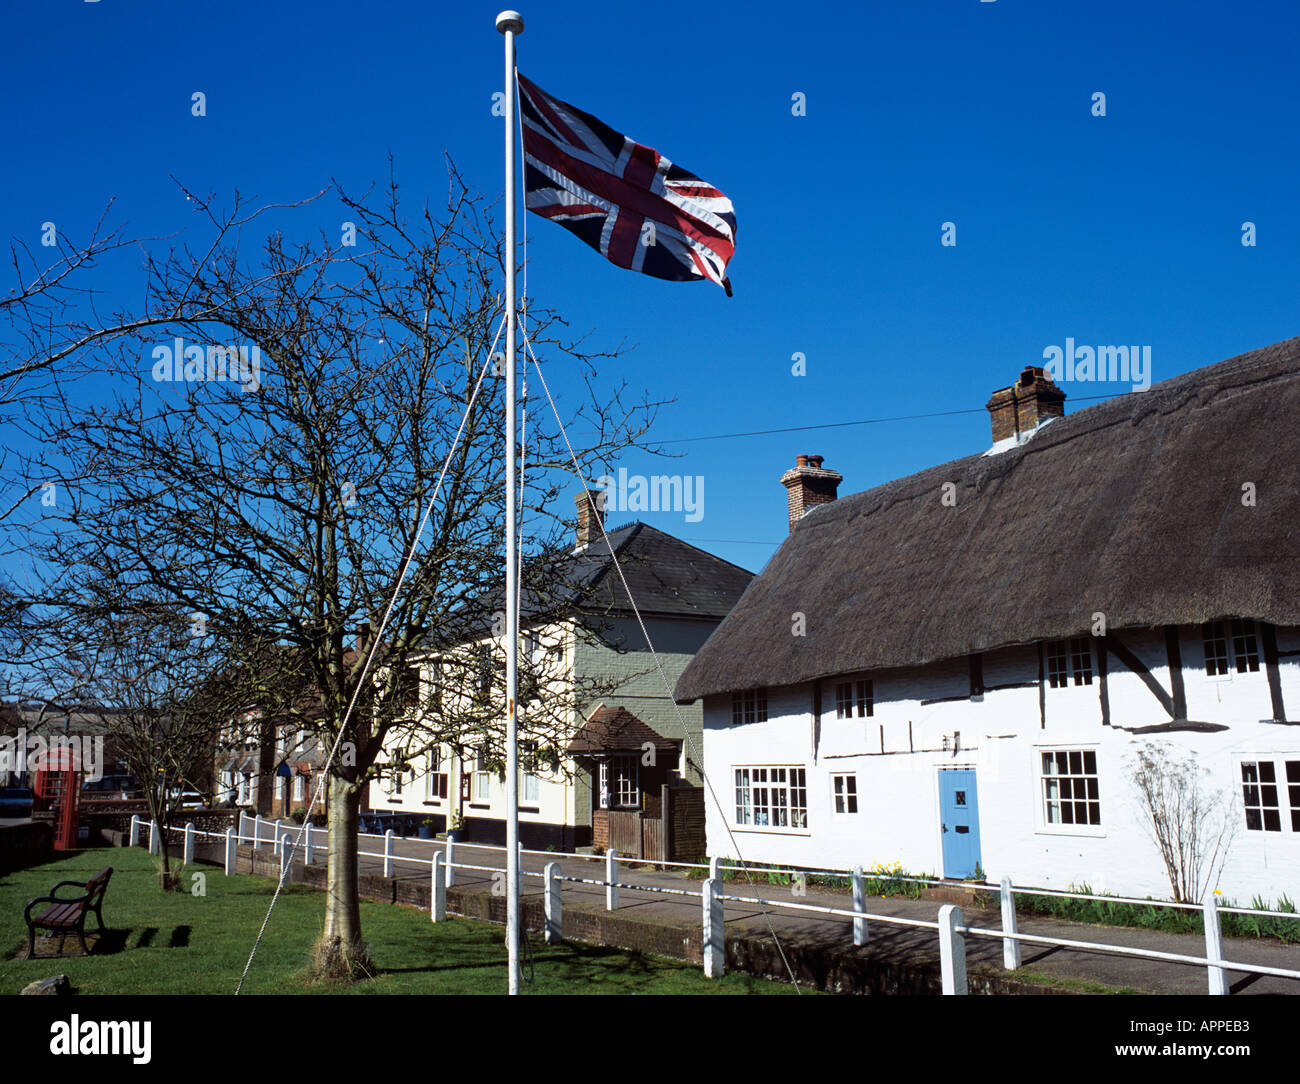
top-left (1000, 877), bottom-right (1022, 970)
top-left (279, 832), bottom-right (292, 881)
top-left (445, 837), bottom-right (456, 887)
top-left (253, 814), bottom-right (263, 850)
top-left (224, 827), bottom-right (236, 876)
top-left (302, 822), bottom-right (312, 865)
top-left (938, 904), bottom-right (967, 995)
top-left (183, 822), bottom-right (195, 865)
top-left (129, 815), bottom-right (141, 847)
top-left (431, 853), bottom-right (447, 922)
top-left (384, 829), bottom-right (395, 878)
top-left (852, 864), bottom-right (867, 946)
top-left (606, 848), bottom-right (619, 911)
top-left (273, 819), bottom-right (284, 855)
top-left (237, 811), bottom-right (246, 844)
top-left (709, 854), bottom-right (720, 882)
top-left (544, 861), bottom-right (562, 943)
top-left (1204, 894), bottom-right (1229, 995)
top-left (703, 876), bottom-right (725, 978)
top-left (149, 820), bottom-right (160, 855)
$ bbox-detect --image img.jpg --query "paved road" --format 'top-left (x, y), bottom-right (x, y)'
top-left (321, 833), bottom-right (1300, 995)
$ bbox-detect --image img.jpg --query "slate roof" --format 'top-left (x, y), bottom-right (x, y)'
top-left (676, 335), bottom-right (1300, 702)
top-left (428, 522), bottom-right (754, 647)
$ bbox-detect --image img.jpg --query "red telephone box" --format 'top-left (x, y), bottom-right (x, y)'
top-left (32, 746), bottom-right (81, 850)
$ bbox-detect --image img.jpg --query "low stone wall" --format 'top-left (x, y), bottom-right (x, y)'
top-left (226, 845), bottom-right (1059, 995)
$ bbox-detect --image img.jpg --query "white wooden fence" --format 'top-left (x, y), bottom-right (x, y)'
top-left (127, 814), bottom-right (1300, 994)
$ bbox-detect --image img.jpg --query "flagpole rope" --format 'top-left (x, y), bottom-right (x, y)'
top-left (520, 326), bottom-right (805, 993)
top-left (234, 313), bottom-right (506, 993)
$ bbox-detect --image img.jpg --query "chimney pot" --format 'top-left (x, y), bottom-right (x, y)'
top-left (987, 367), bottom-right (1066, 446)
top-left (780, 454), bottom-right (842, 533)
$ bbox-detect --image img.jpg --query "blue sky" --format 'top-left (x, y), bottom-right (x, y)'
top-left (3, 0), bottom-right (1298, 574)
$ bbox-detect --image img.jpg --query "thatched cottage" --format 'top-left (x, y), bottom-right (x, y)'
top-left (675, 336), bottom-right (1300, 904)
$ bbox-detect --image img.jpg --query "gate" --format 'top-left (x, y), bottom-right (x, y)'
top-left (608, 810), bottom-right (664, 860)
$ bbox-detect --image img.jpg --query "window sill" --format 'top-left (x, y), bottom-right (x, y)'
top-left (422, 800), bottom-right (442, 807)
top-left (520, 806), bottom-right (540, 814)
top-left (731, 826), bottom-right (812, 837)
top-left (468, 803), bottom-right (490, 810)
top-left (1035, 825), bottom-right (1106, 839)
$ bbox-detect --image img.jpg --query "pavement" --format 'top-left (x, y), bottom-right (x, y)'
top-left (339, 834), bottom-right (1300, 994)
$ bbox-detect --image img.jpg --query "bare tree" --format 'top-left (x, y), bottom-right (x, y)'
top-left (22, 160), bottom-right (660, 979)
top-left (32, 591), bottom-right (231, 889)
top-left (1128, 740), bottom-right (1237, 903)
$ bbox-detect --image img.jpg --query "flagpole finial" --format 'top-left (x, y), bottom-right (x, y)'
top-left (496, 10), bottom-right (524, 33)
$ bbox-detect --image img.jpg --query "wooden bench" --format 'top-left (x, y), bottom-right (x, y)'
top-left (24, 867), bottom-right (113, 957)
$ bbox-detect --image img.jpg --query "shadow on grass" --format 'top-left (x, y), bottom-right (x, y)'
top-left (8, 927), bottom-right (131, 960)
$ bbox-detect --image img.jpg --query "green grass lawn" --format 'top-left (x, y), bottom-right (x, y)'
top-left (0, 847), bottom-right (793, 995)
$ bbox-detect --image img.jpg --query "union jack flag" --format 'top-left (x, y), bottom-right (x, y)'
top-left (517, 73), bottom-right (737, 295)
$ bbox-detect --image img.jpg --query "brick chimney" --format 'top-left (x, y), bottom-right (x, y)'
top-left (574, 489), bottom-right (606, 546)
top-left (780, 454), bottom-right (842, 533)
top-left (985, 366), bottom-right (1066, 444)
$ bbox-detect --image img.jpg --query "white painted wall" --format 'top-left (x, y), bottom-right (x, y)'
top-left (704, 625), bottom-right (1300, 905)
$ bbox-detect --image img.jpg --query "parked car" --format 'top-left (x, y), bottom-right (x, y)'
top-left (0, 787), bottom-right (34, 817)
top-left (82, 774), bottom-right (142, 799)
top-left (157, 783), bottom-right (208, 809)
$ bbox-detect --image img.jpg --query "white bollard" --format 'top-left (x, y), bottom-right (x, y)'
top-left (445, 837), bottom-right (456, 887)
top-left (224, 827), bottom-right (236, 876)
top-left (431, 853), bottom-right (447, 922)
top-left (544, 861), bottom-right (562, 944)
top-left (183, 822), bottom-right (195, 865)
top-left (384, 829), bottom-right (395, 878)
top-left (1000, 877), bottom-right (1022, 970)
top-left (703, 876), bottom-right (725, 978)
top-left (606, 848), bottom-right (619, 911)
top-left (1204, 895), bottom-right (1229, 995)
top-left (129, 815), bottom-right (141, 847)
top-left (280, 831), bottom-right (292, 881)
top-left (852, 864), bottom-right (868, 946)
top-left (938, 904), bottom-right (968, 995)
top-left (149, 820), bottom-right (160, 855)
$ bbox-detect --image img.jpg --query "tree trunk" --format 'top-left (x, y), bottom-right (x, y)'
top-left (312, 776), bottom-right (372, 980)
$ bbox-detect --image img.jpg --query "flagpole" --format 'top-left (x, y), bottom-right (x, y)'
top-left (496, 7), bottom-right (524, 997)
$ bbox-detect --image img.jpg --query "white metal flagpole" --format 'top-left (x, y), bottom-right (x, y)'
top-left (496, 7), bottom-right (524, 997)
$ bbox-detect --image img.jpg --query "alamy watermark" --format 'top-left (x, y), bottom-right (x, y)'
top-left (596, 468), bottom-right (704, 523)
top-left (0, 728), bottom-right (104, 781)
top-left (1042, 339), bottom-right (1151, 391)
top-left (151, 337), bottom-right (261, 392)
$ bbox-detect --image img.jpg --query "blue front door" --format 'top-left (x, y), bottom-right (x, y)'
top-left (939, 770), bottom-right (982, 879)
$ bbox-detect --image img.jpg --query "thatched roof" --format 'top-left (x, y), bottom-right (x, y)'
top-left (675, 335), bottom-right (1300, 702)
top-left (566, 704), bottom-right (678, 755)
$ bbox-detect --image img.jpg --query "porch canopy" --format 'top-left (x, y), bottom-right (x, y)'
top-left (566, 705), bottom-right (679, 759)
